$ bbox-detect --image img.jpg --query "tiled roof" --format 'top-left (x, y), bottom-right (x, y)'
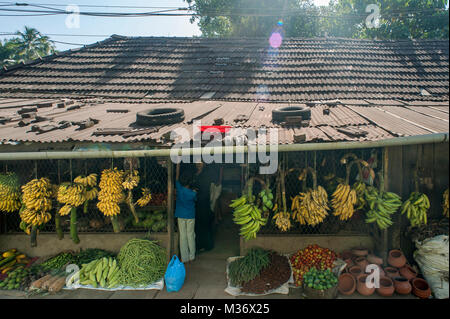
top-left (0, 36), bottom-right (448, 102)
top-left (0, 98), bottom-right (448, 146)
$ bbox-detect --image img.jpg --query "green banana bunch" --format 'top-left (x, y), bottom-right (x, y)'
top-left (352, 180), bottom-right (367, 211)
top-left (401, 192), bottom-right (430, 227)
top-left (230, 188), bottom-right (272, 241)
top-left (364, 186), bottom-right (402, 230)
top-left (77, 257), bottom-right (121, 289)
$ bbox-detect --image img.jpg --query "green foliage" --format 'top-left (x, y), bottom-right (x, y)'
top-left (1, 26), bottom-right (56, 67)
top-left (185, 0), bottom-right (449, 39)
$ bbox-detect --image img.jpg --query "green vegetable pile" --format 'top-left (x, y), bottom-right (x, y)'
top-left (303, 268), bottom-right (338, 290)
top-left (73, 248), bottom-right (116, 266)
top-left (117, 238), bottom-right (167, 287)
top-left (40, 252), bottom-right (74, 271)
top-left (228, 247), bottom-right (270, 287)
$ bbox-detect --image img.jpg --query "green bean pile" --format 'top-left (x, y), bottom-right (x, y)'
top-left (228, 247), bottom-right (271, 287)
top-left (40, 252), bottom-right (75, 271)
top-left (117, 238), bottom-right (167, 287)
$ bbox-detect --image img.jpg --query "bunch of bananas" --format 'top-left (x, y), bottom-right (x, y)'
top-left (20, 178), bottom-right (53, 226)
top-left (97, 168), bottom-right (125, 217)
top-left (0, 172), bottom-right (21, 213)
top-left (74, 174), bottom-right (98, 188)
top-left (291, 186), bottom-right (329, 226)
top-left (352, 180), bottom-right (367, 211)
top-left (364, 186), bottom-right (402, 230)
top-left (122, 170), bottom-right (139, 190)
top-left (230, 193), bottom-right (268, 241)
top-left (401, 192), bottom-right (430, 227)
top-left (57, 182), bottom-right (86, 215)
top-left (136, 188), bottom-right (152, 207)
top-left (75, 257), bottom-right (121, 289)
top-left (443, 188), bottom-right (449, 218)
top-left (331, 183), bottom-right (357, 221)
top-left (272, 209), bottom-right (292, 232)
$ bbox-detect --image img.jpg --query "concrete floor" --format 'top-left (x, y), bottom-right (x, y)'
top-left (0, 215), bottom-right (417, 300)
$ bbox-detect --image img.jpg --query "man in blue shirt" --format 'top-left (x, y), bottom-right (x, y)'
top-left (175, 165), bottom-right (197, 264)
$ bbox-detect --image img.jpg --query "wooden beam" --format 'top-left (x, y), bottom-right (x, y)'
top-left (166, 158), bottom-right (175, 262)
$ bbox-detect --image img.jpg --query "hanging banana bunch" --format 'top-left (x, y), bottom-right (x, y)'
top-left (401, 192), bottom-right (430, 227)
top-left (20, 178), bottom-right (53, 228)
top-left (272, 167), bottom-right (292, 232)
top-left (230, 178), bottom-right (269, 241)
top-left (136, 187), bottom-right (152, 207)
top-left (97, 168), bottom-right (125, 233)
top-left (74, 173), bottom-right (98, 213)
top-left (122, 169), bottom-right (140, 223)
top-left (291, 167), bottom-right (329, 226)
top-left (57, 182), bottom-right (86, 216)
top-left (443, 188), bottom-right (449, 218)
top-left (331, 158), bottom-right (360, 221)
top-left (0, 172), bottom-right (22, 213)
top-left (364, 173), bottom-right (402, 230)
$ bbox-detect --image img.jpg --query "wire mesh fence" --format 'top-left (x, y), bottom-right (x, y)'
top-left (0, 157), bottom-right (169, 234)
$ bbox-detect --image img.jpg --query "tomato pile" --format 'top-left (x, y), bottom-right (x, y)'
top-left (289, 244), bottom-right (337, 287)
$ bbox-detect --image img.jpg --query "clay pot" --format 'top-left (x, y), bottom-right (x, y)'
top-left (384, 267), bottom-right (400, 278)
top-left (411, 278), bottom-right (431, 299)
top-left (367, 254), bottom-right (383, 265)
top-left (352, 247), bottom-right (369, 257)
top-left (388, 249), bottom-right (407, 268)
top-left (399, 265), bottom-right (418, 281)
top-left (344, 258), bottom-right (354, 268)
top-left (349, 265), bottom-right (363, 279)
top-left (354, 257), bottom-right (369, 271)
top-left (356, 274), bottom-right (375, 296)
top-left (376, 276), bottom-right (395, 297)
top-left (393, 276), bottom-right (412, 295)
top-left (338, 273), bottom-right (356, 296)
top-left (341, 250), bottom-right (354, 260)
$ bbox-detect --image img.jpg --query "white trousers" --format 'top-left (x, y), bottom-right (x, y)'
top-left (178, 218), bottom-right (196, 263)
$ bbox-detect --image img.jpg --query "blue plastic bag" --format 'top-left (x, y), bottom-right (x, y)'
top-left (164, 255), bottom-right (186, 292)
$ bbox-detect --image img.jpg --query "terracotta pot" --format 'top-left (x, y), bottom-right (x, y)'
top-left (399, 265), bottom-right (418, 281)
top-left (411, 278), bottom-right (431, 299)
top-left (384, 267), bottom-right (400, 278)
top-left (376, 276), bottom-right (395, 297)
top-left (341, 250), bottom-right (354, 260)
top-left (354, 257), bottom-right (369, 271)
top-left (352, 247), bottom-right (369, 257)
top-left (388, 249), bottom-right (407, 268)
top-left (356, 274), bottom-right (375, 296)
top-left (393, 276), bottom-right (412, 295)
top-left (338, 273), bottom-right (356, 296)
top-left (349, 265), bottom-right (363, 280)
top-left (367, 254), bottom-right (383, 265)
top-left (344, 258), bottom-right (354, 268)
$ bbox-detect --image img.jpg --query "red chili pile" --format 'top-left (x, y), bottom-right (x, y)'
top-left (289, 244), bottom-right (337, 287)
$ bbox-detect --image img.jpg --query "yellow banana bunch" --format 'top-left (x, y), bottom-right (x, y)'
top-left (74, 173), bottom-right (98, 187)
top-left (57, 182), bottom-right (86, 208)
top-left (122, 170), bottom-right (140, 190)
top-left (291, 186), bottom-right (329, 226)
top-left (273, 210), bottom-right (292, 232)
top-left (136, 188), bottom-right (152, 207)
top-left (331, 183), bottom-right (357, 221)
top-left (20, 177), bottom-right (53, 226)
top-left (97, 168), bottom-right (125, 217)
top-left (401, 192), bottom-right (430, 227)
top-left (443, 188), bottom-right (449, 218)
top-left (352, 180), bottom-right (367, 211)
top-left (0, 172), bottom-right (21, 213)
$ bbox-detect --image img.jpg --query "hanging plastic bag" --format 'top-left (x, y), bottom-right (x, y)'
top-left (164, 255), bottom-right (186, 292)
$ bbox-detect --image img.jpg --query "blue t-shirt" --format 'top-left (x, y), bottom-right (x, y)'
top-left (175, 181), bottom-right (197, 219)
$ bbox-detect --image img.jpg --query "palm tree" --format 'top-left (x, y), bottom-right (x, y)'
top-left (10, 27), bottom-right (55, 63)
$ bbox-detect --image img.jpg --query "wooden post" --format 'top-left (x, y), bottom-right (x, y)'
top-left (167, 157), bottom-right (174, 262)
top-left (382, 148), bottom-right (389, 264)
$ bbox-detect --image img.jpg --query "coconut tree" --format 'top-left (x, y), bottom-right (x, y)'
top-left (9, 26), bottom-right (55, 63)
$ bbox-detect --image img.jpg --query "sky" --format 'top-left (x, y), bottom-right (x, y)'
top-left (0, 0), bottom-right (336, 51)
